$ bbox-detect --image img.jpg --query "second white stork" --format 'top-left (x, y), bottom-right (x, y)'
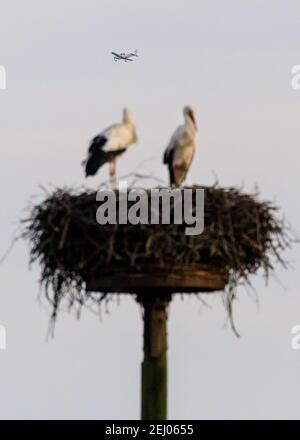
top-left (163, 106), bottom-right (197, 187)
top-left (84, 108), bottom-right (137, 185)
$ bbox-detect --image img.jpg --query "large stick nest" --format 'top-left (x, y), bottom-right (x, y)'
top-left (23, 185), bottom-right (292, 327)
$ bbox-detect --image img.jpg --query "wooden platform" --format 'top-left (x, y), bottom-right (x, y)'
top-left (85, 263), bottom-right (229, 294)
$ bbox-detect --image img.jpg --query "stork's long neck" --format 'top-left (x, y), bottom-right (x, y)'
top-left (123, 109), bottom-right (137, 142)
top-left (185, 114), bottom-right (196, 132)
top-left (123, 110), bottom-right (133, 126)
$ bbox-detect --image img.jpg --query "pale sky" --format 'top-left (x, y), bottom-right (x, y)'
top-left (0, 0), bottom-right (300, 419)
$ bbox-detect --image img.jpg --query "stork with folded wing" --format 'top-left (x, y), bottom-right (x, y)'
top-left (83, 108), bottom-right (137, 186)
top-left (163, 106), bottom-right (197, 187)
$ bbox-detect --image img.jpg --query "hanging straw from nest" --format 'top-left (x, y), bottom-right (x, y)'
top-left (22, 184), bottom-right (294, 334)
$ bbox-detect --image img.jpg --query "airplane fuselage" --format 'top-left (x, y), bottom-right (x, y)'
top-left (111, 51), bottom-right (138, 62)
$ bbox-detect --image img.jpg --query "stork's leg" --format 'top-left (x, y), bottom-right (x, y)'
top-left (109, 160), bottom-right (117, 189)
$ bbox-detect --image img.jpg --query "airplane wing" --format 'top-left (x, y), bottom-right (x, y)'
top-left (111, 52), bottom-right (134, 61)
top-left (111, 52), bottom-right (122, 58)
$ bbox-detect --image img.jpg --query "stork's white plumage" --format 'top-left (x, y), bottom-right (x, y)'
top-left (84, 108), bottom-right (137, 185)
top-left (163, 106), bottom-right (197, 187)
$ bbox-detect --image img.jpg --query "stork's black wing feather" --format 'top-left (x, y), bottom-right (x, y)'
top-left (163, 144), bottom-right (175, 165)
top-left (85, 145), bottom-right (127, 177)
top-left (163, 149), bottom-right (169, 164)
top-left (167, 149), bottom-right (175, 186)
top-left (88, 135), bottom-right (107, 153)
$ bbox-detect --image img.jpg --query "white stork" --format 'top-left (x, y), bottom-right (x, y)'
top-left (84, 108), bottom-right (137, 185)
top-left (163, 106), bottom-right (197, 187)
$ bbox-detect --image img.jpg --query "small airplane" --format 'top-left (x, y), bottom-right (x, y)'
top-left (111, 49), bottom-right (138, 62)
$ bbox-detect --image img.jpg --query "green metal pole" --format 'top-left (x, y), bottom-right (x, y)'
top-left (141, 296), bottom-right (170, 420)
